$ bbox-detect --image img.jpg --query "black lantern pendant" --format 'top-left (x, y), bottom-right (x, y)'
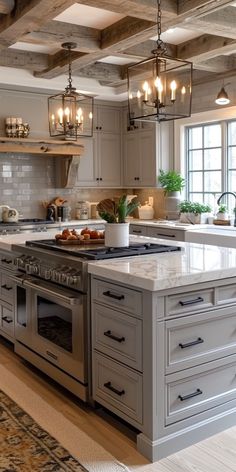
top-left (48, 42), bottom-right (94, 140)
top-left (127, 0), bottom-right (193, 123)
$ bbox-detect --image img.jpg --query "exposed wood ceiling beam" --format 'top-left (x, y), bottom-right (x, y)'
top-left (0, 0), bottom-right (76, 48)
top-left (183, 7), bottom-right (236, 40)
top-left (73, 62), bottom-right (122, 82)
top-left (0, 0), bottom-right (14, 14)
top-left (21, 21), bottom-right (101, 53)
top-left (194, 56), bottom-right (236, 73)
top-left (177, 34), bottom-right (236, 63)
top-left (177, 0), bottom-right (234, 16)
top-left (0, 48), bottom-right (49, 70)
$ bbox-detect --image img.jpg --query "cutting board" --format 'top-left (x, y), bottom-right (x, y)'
top-left (57, 238), bottom-right (104, 245)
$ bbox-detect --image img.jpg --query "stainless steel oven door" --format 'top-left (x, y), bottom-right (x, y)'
top-left (15, 277), bottom-right (87, 383)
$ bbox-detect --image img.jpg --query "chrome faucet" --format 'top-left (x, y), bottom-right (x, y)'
top-left (217, 192), bottom-right (236, 227)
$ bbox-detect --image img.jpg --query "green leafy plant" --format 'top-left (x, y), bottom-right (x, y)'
top-left (97, 195), bottom-right (140, 223)
top-left (158, 170), bottom-right (185, 193)
top-left (178, 201), bottom-right (212, 214)
top-left (217, 203), bottom-right (228, 213)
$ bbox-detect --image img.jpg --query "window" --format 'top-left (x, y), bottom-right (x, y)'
top-left (186, 119), bottom-right (236, 211)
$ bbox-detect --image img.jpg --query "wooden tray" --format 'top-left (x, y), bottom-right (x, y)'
top-left (57, 238), bottom-right (104, 245)
top-left (213, 219), bottom-right (231, 226)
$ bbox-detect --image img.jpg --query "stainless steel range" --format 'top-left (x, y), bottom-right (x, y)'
top-left (0, 219), bottom-right (54, 235)
top-left (12, 240), bottom-right (181, 402)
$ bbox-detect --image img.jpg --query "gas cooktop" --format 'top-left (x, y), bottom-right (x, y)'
top-left (25, 240), bottom-right (182, 260)
top-left (0, 219), bottom-right (54, 226)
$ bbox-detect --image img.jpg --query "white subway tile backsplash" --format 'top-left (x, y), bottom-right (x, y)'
top-left (0, 153), bottom-right (126, 218)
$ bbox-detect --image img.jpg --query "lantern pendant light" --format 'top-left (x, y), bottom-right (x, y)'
top-left (127, 0), bottom-right (193, 123)
top-left (48, 42), bottom-right (94, 140)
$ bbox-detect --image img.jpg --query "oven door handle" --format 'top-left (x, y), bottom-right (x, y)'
top-left (23, 279), bottom-right (81, 306)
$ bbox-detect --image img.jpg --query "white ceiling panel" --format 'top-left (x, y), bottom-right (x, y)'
top-left (98, 56), bottom-right (138, 65)
top-left (151, 27), bottom-right (200, 45)
top-left (9, 42), bottom-right (59, 54)
top-left (54, 3), bottom-right (125, 29)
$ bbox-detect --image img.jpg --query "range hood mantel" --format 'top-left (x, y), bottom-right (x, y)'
top-left (0, 137), bottom-right (84, 188)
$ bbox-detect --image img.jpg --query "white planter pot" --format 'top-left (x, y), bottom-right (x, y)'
top-left (179, 212), bottom-right (200, 224)
top-left (216, 212), bottom-right (228, 220)
top-left (105, 222), bottom-right (130, 247)
top-left (165, 191), bottom-right (181, 220)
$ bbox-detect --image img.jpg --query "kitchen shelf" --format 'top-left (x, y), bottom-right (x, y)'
top-left (0, 137), bottom-right (84, 156)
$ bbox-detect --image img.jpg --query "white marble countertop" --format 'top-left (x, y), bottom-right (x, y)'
top-left (128, 218), bottom-right (209, 231)
top-left (88, 235), bottom-right (236, 291)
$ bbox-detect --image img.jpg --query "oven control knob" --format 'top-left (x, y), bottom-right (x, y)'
top-left (33, 264), bottom-right (40, 275)
top-left (45, 269), bottom-right (52, 280)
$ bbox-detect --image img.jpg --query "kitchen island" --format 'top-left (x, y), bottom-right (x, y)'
top-left (88, 238), bottom-right (236, 462)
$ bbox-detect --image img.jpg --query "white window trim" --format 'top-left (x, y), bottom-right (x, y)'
top-left (174, 106), bottom-right (236, 183)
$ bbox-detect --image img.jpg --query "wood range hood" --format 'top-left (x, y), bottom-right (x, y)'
top-left (0, 137), bottom-right (84, 188)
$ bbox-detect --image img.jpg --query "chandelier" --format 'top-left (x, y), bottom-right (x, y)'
top-left (48, 42), bottom-right (94, 140)
top-left (127, 0), bottom-right (193, 123)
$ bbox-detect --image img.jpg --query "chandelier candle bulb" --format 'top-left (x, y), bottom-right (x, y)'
top-left (170, 80), bottom-right (177, 102)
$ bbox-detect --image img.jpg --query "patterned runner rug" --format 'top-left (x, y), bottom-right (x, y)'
top-left (0, 389), bottom-right (88, 471)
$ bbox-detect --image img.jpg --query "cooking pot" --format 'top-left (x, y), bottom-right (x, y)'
top-left (138, 202), bottom-right (154, 220)
top-left (0, 205), bottom-right (10, 222)
top-left (2, 207), bottom-right (19, 223)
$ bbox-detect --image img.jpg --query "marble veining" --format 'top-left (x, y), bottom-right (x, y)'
top-left (88, 238), bottom-right (236, 291)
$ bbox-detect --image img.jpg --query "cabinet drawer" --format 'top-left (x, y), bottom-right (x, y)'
top-left (92, 279), bottom-right (142, 317)
top-left (93, 304), bottom-right (142, 371)
top-left (1, 304), bottom-right (14, 336)
top-left (166, 357), bottom-right (236, 425)
top-left (130, 225), bottom-right (147, 236)
top-left (93, 352), bottom-right (142, 424)
top-left (147, 227), bottom-right (185, 241)
top-left (166, 307), bottom-right (236, 373)
top-left (217, 284), bottom-right (236, 306)
top-left (166, 288), bottom-right (214, 317)
top-left (1, 274), bottom-right (15, 303)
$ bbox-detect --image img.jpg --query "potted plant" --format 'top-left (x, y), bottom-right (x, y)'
top-left (158, 170), bottom-right (185, 194)
top-left (216, 203), bottom-right (228, 220)
top-left (158, 170), bottom-right (185, 220)
top-left (97, 195), bottom-right (139, 247)
top-left (178, 201), bottom-right (212, 224)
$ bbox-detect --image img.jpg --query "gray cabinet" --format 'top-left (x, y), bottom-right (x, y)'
top-left (147, 226), bottom-right (186, 241)
top-left (91, 277), bottom-right (143, 428)
top-left (129, 224), bottom-right (147, 236)
top-left (0, 251), bottom-right (17, 342)
top-left (76, 104), bottom-right (121, 187)
top-left (123, 129), bottom-right (157, 187)
top-left (91, 275), bottom-right (236, 462)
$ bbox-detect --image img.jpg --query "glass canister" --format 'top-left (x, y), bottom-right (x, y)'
top-left (76, 201), bottom-right (89, 220)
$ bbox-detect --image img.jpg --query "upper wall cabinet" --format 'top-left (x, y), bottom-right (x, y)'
top-left (94, 105), bottom-right (121, 133)
top-left (123, 108), bottom-right (173, 187)
top-left (76, 104), bottom-right (122, 188)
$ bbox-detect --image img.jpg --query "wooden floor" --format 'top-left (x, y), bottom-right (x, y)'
top-left (1, 338), bottom-right (236, 472)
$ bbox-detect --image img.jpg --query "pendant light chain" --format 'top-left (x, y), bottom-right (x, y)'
top-left (153, 0), bottom-right (167, 56)
top-left (67, 45), bottom-right (73, 92)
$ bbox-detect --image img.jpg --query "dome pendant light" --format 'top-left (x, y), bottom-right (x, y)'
top-left (215, 84), bottom-right (230, 106)
top-left (127, 0), bottom-right (193, 123)
top-left (48, 42), bottom-right (94, 140)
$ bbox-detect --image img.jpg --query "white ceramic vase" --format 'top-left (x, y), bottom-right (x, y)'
top-left (165, 191), bottom-right (181, 220)
top-left (105, 222), bottom-right (130, 247)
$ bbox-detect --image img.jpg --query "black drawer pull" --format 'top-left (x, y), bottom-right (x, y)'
top-left (156, 233), bottom-right (175, 238)
top-left (46, 350), bottom-right (58, 361)
top-left (1, 284), bottom-right (13, 291)
top-left (104, 381), bottom-right (125, 396)
top-left (103, 290), bottom-right (125, 301)
top-left (104, 330), bottom-right (125, 343)
top-left (2, 316), bottom-right (13, 323)
top-left (132, 230), bottom-right (142, 234)
top-left (1, 259), bottom-right (12, 264)
top-left (179, 337), bottom-right (204, 349)
top-left (179, 296), bottom-right (204, 306)
top-left (178, 388), bottom-right (203, 402)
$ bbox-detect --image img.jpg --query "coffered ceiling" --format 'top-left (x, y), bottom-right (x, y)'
top-left (1, 0), bottom-right (236, 100)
